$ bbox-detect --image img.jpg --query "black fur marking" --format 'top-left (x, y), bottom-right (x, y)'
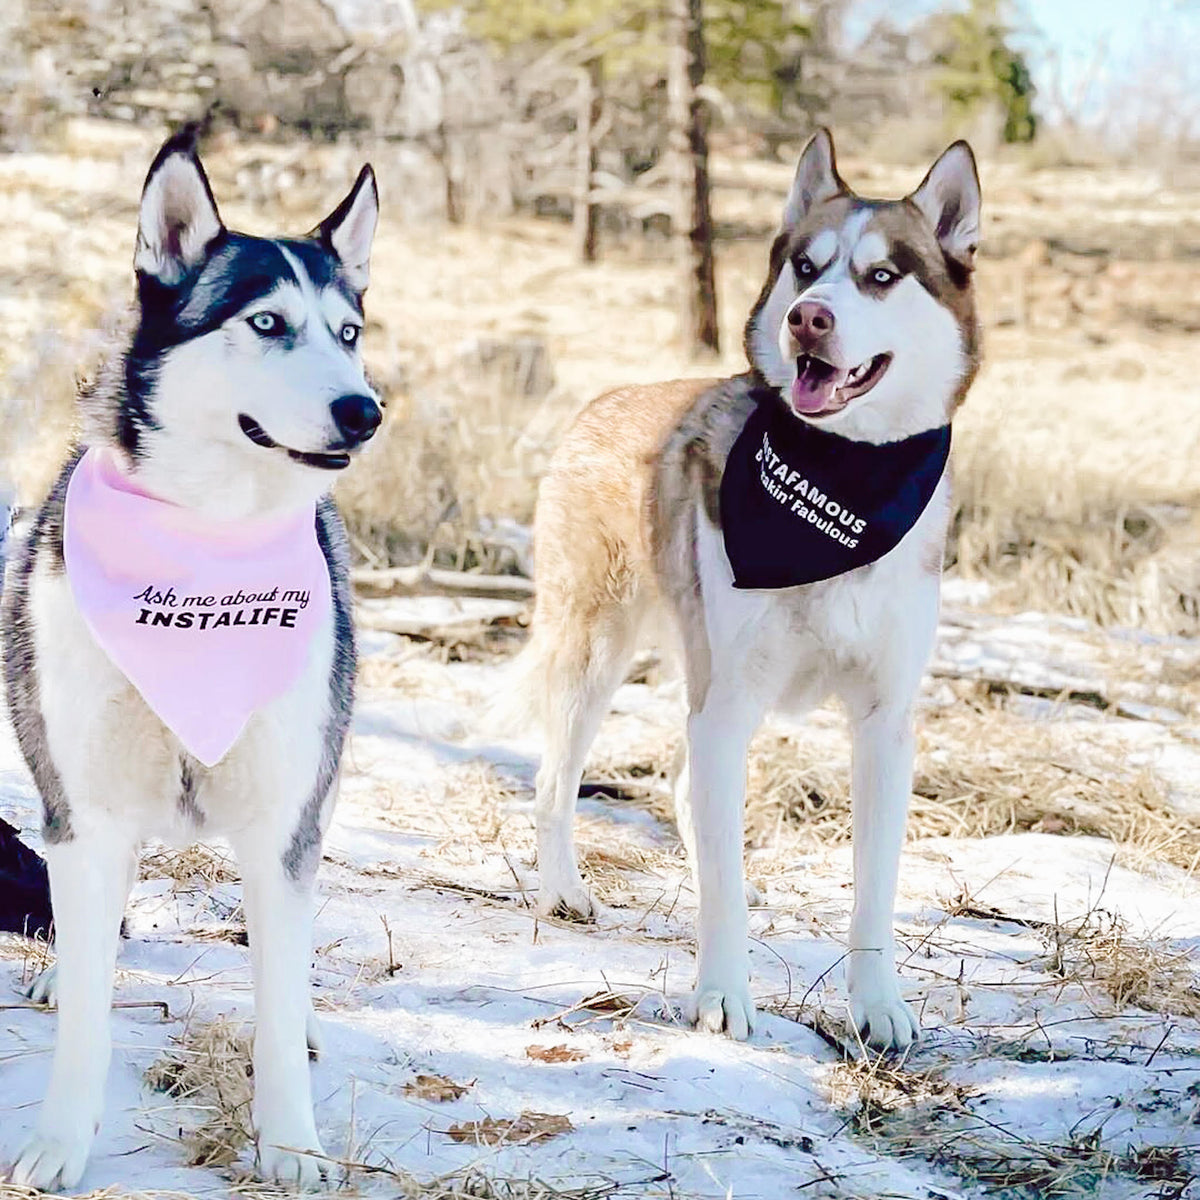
top-left (178, 757), bottom-right (204, 825)
top-left (281, 237), bottom-right (364, 313)
top-left (282, 500), bottom-right (356, 883)
top-left (120, 350), bottom-right (162, 461)
top-left (1, 455), bottom-right (81, 842)
top-left (935, 194), bottom-right (961, 243)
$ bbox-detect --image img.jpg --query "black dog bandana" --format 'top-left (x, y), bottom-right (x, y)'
top-left (718, 397), bottom-right (951, 590)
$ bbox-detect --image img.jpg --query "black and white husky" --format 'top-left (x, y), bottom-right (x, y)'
top-left (518, 130), bottom-right (981, 1050)
top-left (2, 132), bottom-right (381, 1190)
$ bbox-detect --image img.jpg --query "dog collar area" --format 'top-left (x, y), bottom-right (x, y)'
top-left (718, 400), bottom-right (951, 590)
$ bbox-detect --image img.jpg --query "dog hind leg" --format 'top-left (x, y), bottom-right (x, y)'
top-left (534, 605), bottom-right (641, 921)
top-left (11, 824), bottom-right (135, 1191)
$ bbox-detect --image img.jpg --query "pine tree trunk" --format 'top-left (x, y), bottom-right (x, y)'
top-left (573, 57), bottom-right (602, 263)
top-left (667, 0), bottom-right (719, 355)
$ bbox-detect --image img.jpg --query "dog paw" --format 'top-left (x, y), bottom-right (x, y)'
top-left (258, 1136), bottom-right (327, 1189)
top-left (11, 1125), bottom-right (94, 1192)
top-left (848, 976), bottom-right (919, 1052)
top-left (688, 982), bottom-right (756, 1041)
top-left (25, 963), bottom-right (58, 1006)
top-left (537, 877), bottom-right (597, 923)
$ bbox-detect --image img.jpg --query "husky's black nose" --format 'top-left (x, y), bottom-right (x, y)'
top-left (330, 394), bottom-right (382, 447)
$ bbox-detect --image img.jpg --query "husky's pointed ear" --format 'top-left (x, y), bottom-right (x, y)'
top-left (134, 132), bottom-right (224, 284)
top-left (316, 165), bottom-right (378, 292)
top-left (782, 128), bottom-right (846, 228)
top-left (910, 141), bottom-right (981, 269)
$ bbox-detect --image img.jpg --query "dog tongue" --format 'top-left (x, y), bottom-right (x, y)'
top-left (791, 357), bottom-right (849, 414)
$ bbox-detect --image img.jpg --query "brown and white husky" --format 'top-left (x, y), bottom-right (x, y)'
top-left (516, 129), bottom-right (982, 1050)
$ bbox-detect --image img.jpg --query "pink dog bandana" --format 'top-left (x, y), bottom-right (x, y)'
top-left (63, 447), bottom-right (332, 767)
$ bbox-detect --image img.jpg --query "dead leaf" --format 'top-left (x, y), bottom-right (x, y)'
top-left (444, 1110), bottom-right (573, 1145)
top-left (526, 1043), bottom-right (586, 1063)
top-left (1036, 814), bottom-right (1070, 834)
top-left (579, 989), bottom-right (637, 1014)
top-left (403, 1072), bottom-right (472, 1102)
top-left (612, 1036), bottom-right (633, 1057)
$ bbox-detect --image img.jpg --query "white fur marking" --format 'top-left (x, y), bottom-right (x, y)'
top-left (806, 230), bottom-right (838, 269)
top-left (851, 231), bottom-right (889, 273)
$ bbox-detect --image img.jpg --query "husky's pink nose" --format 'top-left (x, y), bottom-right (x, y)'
top-left (788, 300), bottom-right (835, 341)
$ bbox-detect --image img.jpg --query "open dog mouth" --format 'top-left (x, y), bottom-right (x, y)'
top-left (790, 353), bottom-right (892, 418)
top-left (238, 414), bottom-right (352, 471)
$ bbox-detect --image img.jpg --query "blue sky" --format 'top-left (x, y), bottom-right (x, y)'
top-left (1017, 0), bottom-right (1198, 108)
top-left (845, 0), bottom-right (1200, 125)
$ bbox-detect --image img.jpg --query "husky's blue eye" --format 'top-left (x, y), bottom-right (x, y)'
top-left (871, 268), bottom-right (898, 286)
top-left (249, 312), bottom-right (285, 337)
top-left (340, 324), bottom-right (361, 347)
top-left (795, 257), bottom-right (815, 278)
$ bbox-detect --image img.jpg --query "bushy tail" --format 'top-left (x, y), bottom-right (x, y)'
top-left (484, 624), bottom-right (554, 741)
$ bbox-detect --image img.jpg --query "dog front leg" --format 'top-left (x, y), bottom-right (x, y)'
top-left (12, 825), bottom-right (134, 1191)
top-left (673, 744), bottom-right (764, 909)
top-left (846, 702), bottom-right (920, 1051)
top-left (685, 693), bottom-right (762, 1040)
top-left (236, 851), bottom-right (326, 1188)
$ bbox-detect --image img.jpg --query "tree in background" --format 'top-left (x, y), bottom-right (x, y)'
top-left (923, 0), bottom-right (1036, 143)
top-left (669, 0), bottom-right (719, 354)
top-left (702, 0), bottom-right (808, 114)
top-left (419, 0), bottom-right (762, 355)
top-left (420, 0), bottom-right (806, 112)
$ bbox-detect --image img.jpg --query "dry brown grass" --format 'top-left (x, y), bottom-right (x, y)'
top-left (934, 1139), bottom-right (1192, 1199)
top-left (143, 1017), bottom-right (255, 1168)
top-left (824, 1052), bottom-right (1194, 1198)
top-left (139, 843), bottom-right (239, 889)
top-left (578, 843), bottom-right (677, 908)
top-left (936, 872), bottom-right (1200, 1020)
top-left (950, 503), bottom-right (1200, 633)
top-left (0, 1171), bottom-right (624, 1200)
top-left (0, 930), bottom-right (54, 987)
top-left (949, 398), bottom-right (1200, 634)
top-left (0, 1190), bottom-right (203, 1200)
top-left (586, 701), bottom-right (1200, 876)
top-left (1039, 898), bottom-right (1200, 1018)
top-left (826, 1055), bottom-right (962, 1137)
top-left (344, 760), bottom-right (529, 850)
top-left (355, 1172), bottom-right (622, 1200)
top-left (335, 351), bottom-right (567, 574)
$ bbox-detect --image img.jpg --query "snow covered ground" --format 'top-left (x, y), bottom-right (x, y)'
top-left (3, 596), bottom-right (1200, 1199)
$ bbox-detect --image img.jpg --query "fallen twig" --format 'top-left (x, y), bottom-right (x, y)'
top-left (352, 564), bottom-right (534, 601)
